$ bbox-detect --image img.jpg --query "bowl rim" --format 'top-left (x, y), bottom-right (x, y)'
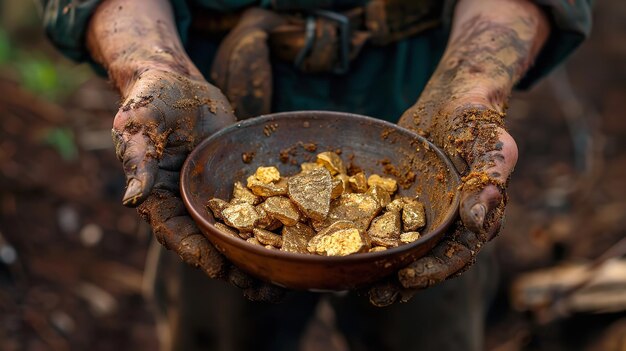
top-left (180, 110), bottom-right (461, 264)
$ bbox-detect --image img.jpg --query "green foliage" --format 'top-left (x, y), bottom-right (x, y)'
top-left (0, 29), bottom-right (10, 64)
top-left (42, 127), bottom-right (79, 161)
top-left (0, 27), bottom-right (92, 102)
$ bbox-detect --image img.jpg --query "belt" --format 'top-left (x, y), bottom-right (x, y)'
top-left (191, 1), bottom-right (442, 118)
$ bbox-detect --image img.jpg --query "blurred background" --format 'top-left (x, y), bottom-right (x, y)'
top-left (0, 1), bottom-right (624, 350)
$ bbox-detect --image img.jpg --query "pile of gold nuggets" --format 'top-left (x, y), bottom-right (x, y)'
top-left (207, 152), bottom-right (426, 256)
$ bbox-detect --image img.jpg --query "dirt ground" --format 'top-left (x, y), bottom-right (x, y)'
top-left (0, 1), bottom-right (625, 350)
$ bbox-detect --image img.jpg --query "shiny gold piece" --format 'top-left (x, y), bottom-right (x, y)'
top-left (316, 193), bottom-right (382, 231)
top-left (300, 162), bottom-right (322, 173)
top-left (367, 174), bottom-right (398, 193)
top-left (386, 198), bottom-right (404, 213)
top-left (254, 166), bottom-right (281, 183)
top-left (255, 205), bottom-right (282, 231)
top-left (247, 176), bottom-right (289, 197)
top-left (316, 151), bottom-right (346, 175)
top-left (402, 198), bottom-right (426, 231)
top-left (331, 178), bottom-right (344, 199)
top-left (400, 231), bottom-right (421, 244)
top-left (281, 223), bottom-right (316, 254)
top-left (335, 173), bottom-right (351, 194)
top-left (307, 221), bottom-right (370, 256)
top-left (238, 231), bottom-right (252, 240)
top-left (232, 181), bottom-right (261, 205)
top-left (287, 167), bottom-right (333, 221)
top-left (368, 211), bottom-right (401, 247)
top-left (348, 172), bottom-right (368, 193)
top-left (369, 246), bottom-right (388, 252)
top-left (207, 198), bottom-right (228, 220)
top-left (366, 186), bottom-right (391, 207)
top-left (222, 202), bottom-right (259, 232)
top-left (246, 237), bottom-right (263, 246)
top-left (214, 222), bottom-right (239, 238)
top-left (265, 245), bottom-right (277, 250)
top-left (253, 228), bottom-right (283, 248)
top-left (261, 196), bottom-right (300, 226)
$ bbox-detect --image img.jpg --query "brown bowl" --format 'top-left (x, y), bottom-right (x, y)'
top-left (180, 111), bottom-right (460, 291)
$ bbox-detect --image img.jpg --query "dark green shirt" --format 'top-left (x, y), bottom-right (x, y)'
top-left (41, 0), bottom-right (592, 121)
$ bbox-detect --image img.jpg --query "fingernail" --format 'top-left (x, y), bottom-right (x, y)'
top-left (470, 203), bottom-right (486, 227)
top-left (123, 178), bottom-right (143, 206)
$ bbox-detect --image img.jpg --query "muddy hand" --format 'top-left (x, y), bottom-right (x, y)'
top-left (113, 70), bottom-right (284, 302)
top-left (368, 105), bottom-right (517, 307)
top-left (138, 190), bottom-right (285, 302)
top-left (111, 70), bottom-right (233, 205)
top-left (367, 0), bottom-right (549, 306)
top-left (87, 0), bottom-right (286, 302)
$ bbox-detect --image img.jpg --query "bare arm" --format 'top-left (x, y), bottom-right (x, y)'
top-left (401, 0), bottom-right (548, 124)
top-left (372, 0), bottom-right (550, 306)
top-left (401, 0), bottom-right (549, 234)
top-left (87, 0), bottom-right (203, 94)
top-left (85, 0), bottom-right (282, 302)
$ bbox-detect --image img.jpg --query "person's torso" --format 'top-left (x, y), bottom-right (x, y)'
top-left (189, 0), bottom-right (367, 12)
top-left (186, 0), bottom-right (448, 121)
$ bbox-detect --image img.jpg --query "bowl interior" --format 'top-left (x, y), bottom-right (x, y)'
top-left (181, 111), bottom-right (460, 288)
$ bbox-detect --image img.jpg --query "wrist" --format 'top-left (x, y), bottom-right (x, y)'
top-left (107, 53), bottom-right (202, 97)
top-left (449, 84), bottom-right (505, 113)
top-left (86, 0), bottom-right (201, 96)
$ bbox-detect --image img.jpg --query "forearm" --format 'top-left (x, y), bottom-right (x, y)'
top-left (400, 0), bottom-right (549, 130)
top-left (86, 0), bottom-right (201, 95)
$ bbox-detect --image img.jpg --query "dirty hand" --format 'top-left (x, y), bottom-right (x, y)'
top-left (87, 0), bottom-right (284, 302)
top-left (112, 69), bottom-right (282, 302)
top-left (369, 102), bottom-right (516, 306)
top-left (367, 0), bottom-right (549, 306)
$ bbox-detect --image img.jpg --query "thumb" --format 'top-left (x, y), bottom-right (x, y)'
top-left (113, 111), bottom-right (162, 207)
top-left (459, 127), bottom-right (517, 240)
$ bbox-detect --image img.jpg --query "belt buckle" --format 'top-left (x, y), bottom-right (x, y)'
top-left (294, 10), bottom-right (351, 75)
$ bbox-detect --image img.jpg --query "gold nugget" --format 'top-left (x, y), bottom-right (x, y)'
top-left (369, 246), bottom-right (388, 252)
top-left (317, 193), bottom-right (382, 231)
top-left (281, 223), bottom-right (316, 253)
top-left (246, 237), bottom-right (263, 246)
top-left (261, 196), bottom-right (300, 226)
top-left (255, 205), bottom-right (282, 231)
top-left (386, 198), bottom-right (404, 213)
top-left (316, 151), bottom-right (346, 175)
top-left (400, 232), bottom-right (421, 243)
top-left (232, 181), bottom-right (261, 205)
top-left (222, 202), bottom-right (259, 232)
top-left (367, 174), bottom-right (398, 193)
top-left (308, 221), bottom-right (370, 256)
top-left (253, 228), bottom-right (283, 248)
top-left (402, 198), bottom-right (426, 231)
top-left (254, 166), bottom-right (281, 183)
top-left (247, 176), bottom-right (289, 197)
top-left (288, 167), bottom-right (333, 221)
top-left (366, 186), bottom-right (391, 207)
top-left (331, 178), bottom-right (344, 199)
top-left (368, 211), bottom-right (401, 247)
top-left (207, 198), bottom-right (229, 220)
top-left (214, 222), bottom-right (239, 238)
top-left (348, 172), bottom-right (368, 193)
top-left (335, 174), bottom-right (351, 194)
top-left (238, 231), bottom-right (252, 240)
top-left (300, 162), bottom-right (322, 173)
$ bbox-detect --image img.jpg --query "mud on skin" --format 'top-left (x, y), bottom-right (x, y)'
top-left (86, 0), bottom-right (287, 303)
top-left (398, 11), bottom-right (544, 235)
top-left (368, 0), bottom-right (549, 307)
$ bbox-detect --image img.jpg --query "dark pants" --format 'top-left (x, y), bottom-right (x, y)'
top-left (145, 240), bottom-right (497, 351)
